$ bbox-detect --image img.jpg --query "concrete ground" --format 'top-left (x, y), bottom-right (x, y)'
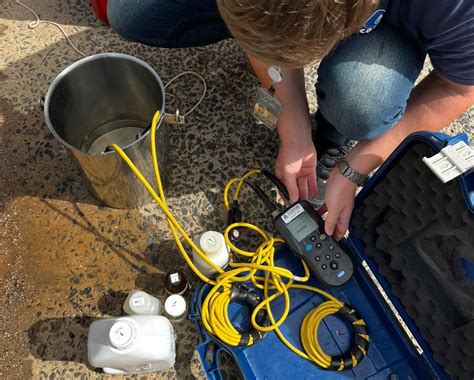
top-left (0, 1), bottom-right (472, 379)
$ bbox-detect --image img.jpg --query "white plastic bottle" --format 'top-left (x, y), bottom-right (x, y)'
top-left (164, 294), bottom-right (188, 323)
top-left (87, 315), bottom-right (176, 375)
top-left (192, 231), bottom-right (229, 277)
top-left (123, 290), bottom-right (162, 316)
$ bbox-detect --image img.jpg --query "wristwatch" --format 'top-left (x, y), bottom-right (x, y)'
top-left (337, 159), bottom-right (368, 186)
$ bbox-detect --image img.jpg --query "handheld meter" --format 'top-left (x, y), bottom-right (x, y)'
top-left (274, 200), bottom-right (354, 287)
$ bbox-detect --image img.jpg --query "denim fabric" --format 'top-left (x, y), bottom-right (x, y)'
top-left (315, 24), bottom-right (426, 145)
top-left (107, 2), bottom-right (426, 144)
top-left (107, 0), bottom-right (230, 48)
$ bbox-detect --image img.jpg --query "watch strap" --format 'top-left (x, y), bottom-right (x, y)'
top-left (337, 159), bottom-right (368, 186)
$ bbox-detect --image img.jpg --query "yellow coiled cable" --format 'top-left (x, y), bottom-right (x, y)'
top-left (109, 110), bottom-right (369, 370)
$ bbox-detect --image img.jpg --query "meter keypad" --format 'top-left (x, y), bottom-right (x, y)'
top-left (274, 200), bottom-right (353, 287)
top-left (298, 221), bottom-right (353, 286)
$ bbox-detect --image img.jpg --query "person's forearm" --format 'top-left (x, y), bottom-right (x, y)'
top-left (247, 55), bottom-right (312, 145)
top-left (345, 71), bottom-right (474, 174)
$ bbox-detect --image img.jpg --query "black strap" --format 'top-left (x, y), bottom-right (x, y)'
top-left (322, 304), bottom-right (370, 371)
top-left (355, 334), bottom-right (370, 352)
top-left (351, 346), bottom-right (365, 364)
top-left (353, 323), bottom-right (368, 336)
top-left (342, 353), bottom-right (354, 369)
top-left (328, 358), bottom-right (342, 370)
top-left (250, 330), bottom-right (262, 343)
top-left (239, 333), bottom-right (250, 346)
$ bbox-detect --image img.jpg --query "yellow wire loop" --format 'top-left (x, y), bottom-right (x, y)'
top-left (109, 110), bottom-right (369, 369)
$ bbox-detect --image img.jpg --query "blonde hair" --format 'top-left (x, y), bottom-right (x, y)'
top-left (217, 0), bottom-right (377, 67)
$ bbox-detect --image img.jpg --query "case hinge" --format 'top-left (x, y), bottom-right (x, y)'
top-left (422, 141), bottom-right (474, 183)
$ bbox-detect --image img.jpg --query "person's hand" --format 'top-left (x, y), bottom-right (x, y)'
top-left (275, 140), bottom-right (318, 202)
top-left (324, 168), bottom-right (358, 240)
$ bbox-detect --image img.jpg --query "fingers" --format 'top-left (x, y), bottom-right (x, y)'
top-left (283, 173), bottom-right (299, 203)
top-left (334, 205), bottom-right (352, 240)
top-left (307, 170), bottom-right (318, 198)
top-left (276, 166), bottom-right (316, 203)
top-left (325, 205), bottom-right (353, 240)
top-left (324, 209), bottom-right (337, 237)
top-left (297, 176), bottom-right (308, 201)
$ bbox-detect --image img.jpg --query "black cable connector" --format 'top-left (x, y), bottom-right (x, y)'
top-left (227, 200), bottom-right (242, 245)
top-left (243, 180), bottom-right (277, 214)
top-left (260, 169), bottom-right (290, 202)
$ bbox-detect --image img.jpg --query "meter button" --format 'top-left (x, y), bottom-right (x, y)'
top-left (305, 244), bottom-right (313, 252)
top-left (321, 264), bottom-right (328, 270)
top-left (330, 261), bottom-right (339, 270)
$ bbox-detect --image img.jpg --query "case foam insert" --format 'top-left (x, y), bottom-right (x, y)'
top-left (352, 142), bottom-right (474, 379)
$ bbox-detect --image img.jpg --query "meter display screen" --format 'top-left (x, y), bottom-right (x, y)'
top-left (286, 212), bottom-right (318, 242)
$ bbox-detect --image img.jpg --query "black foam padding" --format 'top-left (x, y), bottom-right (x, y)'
top-left (352, 142), bottom-right (474, 379)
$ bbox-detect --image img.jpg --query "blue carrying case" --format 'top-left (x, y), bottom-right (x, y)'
top-left (190, 132), bottom-right (474, 379)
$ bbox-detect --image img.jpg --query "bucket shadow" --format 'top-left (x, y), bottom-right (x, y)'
top-left (135, 272), bottom-right (168, 297)
top-left (40, 199), bottom-right (156, 271)
top-left (0, 97), bottom-right (98, 210)
top-left (134, 237), bottom-right (206, 292)
top-left (97, 290), bottom-right (128, 317)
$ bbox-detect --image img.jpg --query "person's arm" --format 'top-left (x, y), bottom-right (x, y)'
top-left (325, 70), bottom-right (474, 240)
top-left (248, 55), bottom-right (317, 201)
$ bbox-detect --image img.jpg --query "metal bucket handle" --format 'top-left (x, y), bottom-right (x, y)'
top-left (39, 96), bottom-right (184, 127)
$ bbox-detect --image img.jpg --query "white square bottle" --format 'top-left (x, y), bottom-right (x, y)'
top-left (87, 315), bottom-right (176, 375)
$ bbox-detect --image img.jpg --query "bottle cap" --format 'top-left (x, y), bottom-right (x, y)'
top-left (199, 231), bottom-right (224, 256)
top-left (109, 320), bottom-right (136, 349)
top-left (164, 294), bottom-right (187, 319)
top-left (164, 269), bottom-right (188, 295)
top-left (127, 291), bottom-right (150, 314)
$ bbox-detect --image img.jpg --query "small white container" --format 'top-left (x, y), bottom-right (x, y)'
top-left (87, 315), bottom-right (175, 375)
top-left (123, 290), bottom-right (162, 316)
top-left (164, 294), bottom-right (188, 323)
top-left (192, 231), bottom-right (229, 277)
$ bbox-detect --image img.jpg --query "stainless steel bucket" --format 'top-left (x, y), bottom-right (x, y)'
top-left (44, 53), bottom-right (170, 208)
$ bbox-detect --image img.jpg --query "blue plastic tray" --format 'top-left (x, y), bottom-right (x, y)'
top-left (190, 245), bottom-right (446, 379)
top-left (190, 132), bottom-right (472, 380)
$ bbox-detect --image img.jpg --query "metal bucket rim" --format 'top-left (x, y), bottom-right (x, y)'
top-left (43, 52), bottom-right (166, 156)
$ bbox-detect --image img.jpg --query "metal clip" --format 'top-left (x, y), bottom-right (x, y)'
top-left (163, 108), bottom-right (185, 125)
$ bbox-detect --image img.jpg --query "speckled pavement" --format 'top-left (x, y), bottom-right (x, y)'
top-left (0, 1), bottom-right (472, 379)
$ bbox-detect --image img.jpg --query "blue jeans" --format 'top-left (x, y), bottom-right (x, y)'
top-left (107, 0), bottom-right (426, 145)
